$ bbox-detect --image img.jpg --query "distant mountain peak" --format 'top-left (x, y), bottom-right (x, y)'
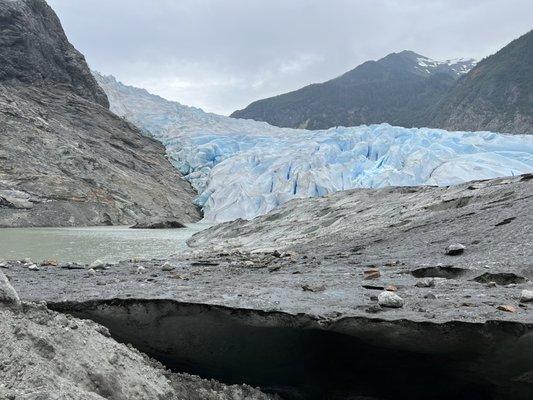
top-left (231, 49), bottom-right (477, 129)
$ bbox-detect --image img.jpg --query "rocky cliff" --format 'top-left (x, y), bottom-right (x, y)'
top-left (0, 0), bottom-right (201, 227)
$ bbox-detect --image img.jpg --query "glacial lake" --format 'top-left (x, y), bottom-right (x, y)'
top-left (0, 224), bottom-right (212, 264)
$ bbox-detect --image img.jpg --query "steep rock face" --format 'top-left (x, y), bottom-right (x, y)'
top-left (0, 0), bottom-right (108, 107)
top-left (0, 0), bottom-right (201, 227)
top-left (231, 51), bottom-right (476, 130)
top-left (424, 30), bottom-right (533, 135)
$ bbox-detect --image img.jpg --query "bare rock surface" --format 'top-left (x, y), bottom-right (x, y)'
top-left (0, 0), bottom-right (201, 227)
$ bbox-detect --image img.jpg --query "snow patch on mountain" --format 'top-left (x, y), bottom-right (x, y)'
top-left (95, 73), bottom-right (533, 222)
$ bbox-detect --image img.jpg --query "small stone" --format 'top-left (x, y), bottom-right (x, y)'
top-left (28, 264), bottom-right (40, 271)
top-left (486, 281), bottom-right (497, 288)
top-left (89, 259), bottom-right (106, 270)
top-left (520, 290), bottom-right (533, 303)
top-left (40, 259), bottom-right (58, 267)
top-left (136, 266), bottom-right (146, 274)
top-left (385, 285), bottom-right (398, 292)
top-left (161, 262), bottom-right (174, 271)
top-left (365, 305), bottom-right (382, 314)
top-left (364, 268), bottom-right (381, 280)
top-left (23, 258), bottom-right (33, 265)
top-left (302, 283), bottom-right (326, 293)
top-left (445, 243), bottom-right (466, 256)
top-left (415, 278), bottom-right (436, 288)
top-left (87, 268), bottom-right (97, 276)
top-left (497, 304), bottom-right (517, 313)
top-left (424, 293), bottom-right (437, 300)
top-left (272, 250), bottom-right (282, 258)
top-left (268, 265), bottom-right (281, 273)
top-left (378, 291), bottom-right (404, 308)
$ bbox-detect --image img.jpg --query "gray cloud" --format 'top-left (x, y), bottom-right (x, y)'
top-left (48, 0), bottom-right (532, 115)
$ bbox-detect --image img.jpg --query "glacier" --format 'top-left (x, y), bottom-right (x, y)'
top-left (95, 73), bottom-right (533, 222)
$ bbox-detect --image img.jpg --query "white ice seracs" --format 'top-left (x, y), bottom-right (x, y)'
top-left (95, 73), bottom-right (533, 222)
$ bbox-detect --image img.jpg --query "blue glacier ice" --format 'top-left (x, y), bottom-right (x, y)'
top-left (95, 74), bottom-right (533, 222)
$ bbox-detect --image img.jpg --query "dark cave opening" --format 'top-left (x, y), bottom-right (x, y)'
top-left (49, 299), bottom-right (531, 400)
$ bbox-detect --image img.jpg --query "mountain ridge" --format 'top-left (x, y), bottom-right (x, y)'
top-left (423, 29), bottom-right (533, 134)
top-left (231, 51), bottom-right (476, 130)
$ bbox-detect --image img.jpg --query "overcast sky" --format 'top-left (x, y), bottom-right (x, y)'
top-left (48, 0), bottom-right (532, 115)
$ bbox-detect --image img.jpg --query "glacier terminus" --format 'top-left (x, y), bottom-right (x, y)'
top-left (95, 74), bottom-right (533, 222)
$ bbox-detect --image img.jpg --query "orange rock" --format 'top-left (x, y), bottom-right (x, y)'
top-left (497, 305), bottom-right (517, 313)
top-left (364, 268), bottom-right (380, 280)
top-left (385, 285), bottom-right (397, 292)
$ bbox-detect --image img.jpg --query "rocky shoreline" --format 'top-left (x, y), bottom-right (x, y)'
top-left (2, 173), bottom-right (532, 398)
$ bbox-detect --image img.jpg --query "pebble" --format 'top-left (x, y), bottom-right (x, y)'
top-left (385, 285), bottom-right (398, 292)
top-left (28, 264), bottom-right (40, 271)
top-left (161, 262), bottom-right (174, 271)
top-left (302, 283), bottom-right (326, 293)
top-left (378, 291), bottom-right (404, 308)
top-left (415, 278), bottom-right (436, 288)
top-left (364, 268), bottom-right (380, 280)
top-left (520, 290), bottom-right (533, 303)
top-left (40, 259), bottom-right (58, 267)
top-left (445, 243), bottom-right (466, 256)
top-left (89, 259), bottom-right (106, 270)
top-left (497, 304), bottom-right (517, 313)
top-left (365, 305), bottom-right (382, 314)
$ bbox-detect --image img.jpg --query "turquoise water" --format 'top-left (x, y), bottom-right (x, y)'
top-left (0, 224), bottom-right (212, 264)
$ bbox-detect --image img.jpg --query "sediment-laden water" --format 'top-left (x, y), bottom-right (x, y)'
top-left (0, 224), bottom-right (211, 264)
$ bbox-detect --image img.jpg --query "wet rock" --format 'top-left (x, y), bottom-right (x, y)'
top-left (497, 305), bottom-right (517, 313)
top-left (363, 268), bottom-right (381, 280)
top-left (415, 278), bottom-right (436, 288)
top-left (378, 291), bottom-right (404, 308)
top-left (302, 284), bottom-right (326, 293)
top-left (445, 243), bottom-right (466, 256)
top-left (520, 290), bottom-right (533, 303)
top-left (131, 218), bottom-right (186, 229)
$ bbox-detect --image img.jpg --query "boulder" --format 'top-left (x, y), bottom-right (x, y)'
top-left (131, 218), bottom-right (186, 229)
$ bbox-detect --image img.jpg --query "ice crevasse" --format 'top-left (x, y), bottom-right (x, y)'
top-left (95, 74), bottom-right (533, 222)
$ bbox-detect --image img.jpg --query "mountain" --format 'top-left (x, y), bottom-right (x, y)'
top-left (0, 0), bottom-right (201, 227)
top-left (423, 29), bottom-right (533, 134)
top-left (95, 74), bottom-right (533, 222)
top-left (230, 51), bottom-right (476, 130)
